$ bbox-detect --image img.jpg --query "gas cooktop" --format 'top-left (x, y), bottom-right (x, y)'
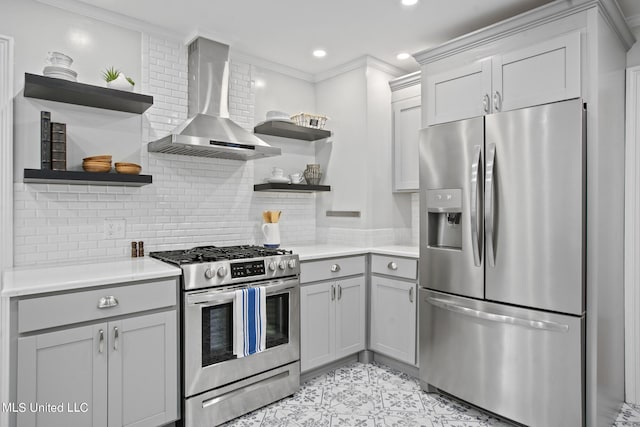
top-left (149, 245), bottom-right (299, 290)
top-left (149, 245), bottom-right (293, 266)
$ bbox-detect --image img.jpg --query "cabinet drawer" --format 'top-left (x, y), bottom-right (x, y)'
top-left (18, 278), bottom-right (177, 333)
top-left (300, 256), bottom-right (365, 284)
top-left (371, 254), bottom-right (417, 280)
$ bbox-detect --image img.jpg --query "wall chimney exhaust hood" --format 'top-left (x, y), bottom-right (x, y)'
top-left (147, 37), bottom-right (280, 160)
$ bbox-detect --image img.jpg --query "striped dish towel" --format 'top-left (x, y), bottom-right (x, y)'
top-left (233, 286), bottom-right (266, 357)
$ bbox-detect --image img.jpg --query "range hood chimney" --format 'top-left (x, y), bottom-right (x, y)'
top-left (147, 37), bottom-right (280, 160)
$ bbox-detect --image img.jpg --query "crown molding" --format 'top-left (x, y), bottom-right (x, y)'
top-left (627, 13), bottom-right (640, 29)
top-left (414, 0), bottom-right (635, 66)
top-left (36, 0), bottom-right (184, 41)
top-left (314, 56), bottom-right (406, 83)
top-left (229, 51), bottom-right (315, 83)
top-left (389, 71), bottom-right (421, 90)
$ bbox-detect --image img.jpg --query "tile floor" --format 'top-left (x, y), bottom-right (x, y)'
top-left (223, 362), bottom-right (640, 426)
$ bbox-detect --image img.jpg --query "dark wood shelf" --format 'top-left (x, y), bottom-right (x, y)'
top-left (24, 73), bottom-right (153, 114)
top-left (254, 121), bottom-right (331, 141)
top-left (24, 169), bottom-right (152, 186)
top-left (254, 183), bottom-right (331, 193)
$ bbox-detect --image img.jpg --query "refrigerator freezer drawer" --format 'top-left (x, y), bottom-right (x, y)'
top-left (419, 289), bottom-right (584, 427)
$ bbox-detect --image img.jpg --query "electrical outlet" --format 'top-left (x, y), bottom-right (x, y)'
top-left (104, 218), bottom-right (126, 239)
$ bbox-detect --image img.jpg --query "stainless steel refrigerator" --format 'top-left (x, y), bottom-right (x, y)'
top-left (419, 98), bottom-right (585, 426)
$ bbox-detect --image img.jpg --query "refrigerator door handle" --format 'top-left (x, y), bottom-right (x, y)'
top-left (485, 143), bottom-right (496, 267)
top-left (425, 296), bottom-right (569, 333)
top-left (470, 145), bottom-right (482, 267)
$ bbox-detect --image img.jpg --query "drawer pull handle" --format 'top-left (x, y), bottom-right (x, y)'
top-left (331, 284), bottom-right (336, 301)
top-left (98, 296), bottom-right (119, 309)
top-left (338, 284), bottom-right (342, 300)
top-left (409, 287), bottom-right (414, 303)
top-left (98, 329), bottom-right (104, 354)
top-left (113, 327), bottom-right (119, 351)
top-left (330, 264), bottom-right (341, 273)
top-left (388, 262), bottom-right (398, 271)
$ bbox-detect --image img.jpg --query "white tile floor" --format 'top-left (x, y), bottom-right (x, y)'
top-left (223, 362), bottom-right (640, 427)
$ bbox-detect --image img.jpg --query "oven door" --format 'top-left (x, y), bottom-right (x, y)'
top-left (184, 277), bottom-right (300, 397)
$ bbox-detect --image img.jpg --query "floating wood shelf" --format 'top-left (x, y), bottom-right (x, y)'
top-left (24, 169), bottom-right (152, 186)
top-left (24, 73), bottom-right (153, 114)
top-left (254, 183), bottom-right (331, 193)
top-left (254, 121), bottom-right (331, 141)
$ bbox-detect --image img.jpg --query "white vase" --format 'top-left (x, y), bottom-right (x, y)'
top-left (107, 74), bottom-right (133, 92)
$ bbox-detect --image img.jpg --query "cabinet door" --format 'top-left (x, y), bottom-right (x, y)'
top-left (426, 58), bottom-right (492, 125)
top-left (300, 282), bottom-right (335, 372)
top-left (393, 96), bottom-right (421, 192)
top-left (17, 323), bottom-right (108, 427)
top-left (492, 32), bottom-right (580, 113)
top-left (370, 277), bottom-right (416, 365)
top-left (335, 276), bottom-right (365, 359)
top-left (108, 311), bottom-right (178, 427)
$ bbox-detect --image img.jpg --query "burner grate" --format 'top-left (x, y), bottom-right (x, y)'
top-left (149, 245), bottom-right (292, 265)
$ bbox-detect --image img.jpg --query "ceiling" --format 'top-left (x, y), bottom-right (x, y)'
top-left (67, 0), bottom-right (638, 77)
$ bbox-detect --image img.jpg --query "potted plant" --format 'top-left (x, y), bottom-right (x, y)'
top-left (102, 66), bottom-right (134, 91)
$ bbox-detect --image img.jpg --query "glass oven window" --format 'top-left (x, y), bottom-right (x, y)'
top-left (202, 292), bottom-right (290, 368)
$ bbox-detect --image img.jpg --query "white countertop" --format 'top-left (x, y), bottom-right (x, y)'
top-left (289, 244), bottom-right (418, 261)
top-left (1, 257), bottom-right (182, 298)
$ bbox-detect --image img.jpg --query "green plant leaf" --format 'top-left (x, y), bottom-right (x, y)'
top-left (102, 66), bottom-right (120, 82)
top-left (125, 76), bottom-right (135, 86)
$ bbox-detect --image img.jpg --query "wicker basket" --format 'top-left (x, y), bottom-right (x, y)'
top-left (291, 112), bottom-right (329, 129)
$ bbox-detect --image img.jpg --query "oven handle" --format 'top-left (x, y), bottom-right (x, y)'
top-left (186, 278), bottom-right (299, 306)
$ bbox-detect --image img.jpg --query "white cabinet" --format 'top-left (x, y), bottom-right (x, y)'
top-left (300, 256), bottom-right (366, 372)
top-left (15, 280), bottom-right (179, 427)
top-left (426, 32), bottom-right (581, 125)
top-left (426, 59), bottom-right (492, 125)
top-left (390, 72), bottom-right (421, 192)
top-left (17, 324), bottom-right (108, 427)
top-left (369, 254), bottom-right (418, 366)
top-left (300, 276), bottom-right (365, 372)
top-left (370, 277), bottom-right (416, 365)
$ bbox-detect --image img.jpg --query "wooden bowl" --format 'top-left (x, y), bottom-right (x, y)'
top-left (82, 161), bottom-right (112, 173)
top-left (115, 162), bottom-right (141, 175)
top-left (83, 155), bottom-right (112, 162)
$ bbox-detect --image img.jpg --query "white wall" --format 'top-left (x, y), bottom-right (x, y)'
top-left (314, 60), bottom-right (413, 246)
top-left (627, 27), bottom-right (640, 66)
top-left (4, 1), bottom-right (319, 266)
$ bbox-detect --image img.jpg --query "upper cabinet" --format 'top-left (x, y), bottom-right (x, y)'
top-left (425, 32), bottom-right (581, 125)
top-left (390, 72), bottom-right (421, 192)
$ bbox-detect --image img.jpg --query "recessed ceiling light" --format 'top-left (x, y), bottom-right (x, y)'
top-left (313, 49), bottom-right (327, 58)
top-left (397, 52), bottom-right (411, 60)
top-left (401, 0), bottom-right (418, 5)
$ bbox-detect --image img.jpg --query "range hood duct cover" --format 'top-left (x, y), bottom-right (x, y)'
top-left (147, 37), bottom-right (280, 160)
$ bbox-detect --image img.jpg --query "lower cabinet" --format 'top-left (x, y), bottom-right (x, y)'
top-left (300, 276), bottom-right (365, 372)
top-left (17, 311), bottom-right (177, 427)
top-left (370, 276), bottom-right (417, 365)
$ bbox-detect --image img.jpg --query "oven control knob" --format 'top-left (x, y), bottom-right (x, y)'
top-left (269, 262), bottom-right (276, 271)
top-left (278, 261), bottom-right (286, 270)
top-left (288, 259), bottom-right (297, 269)
top-left (204, 268), bottom-right (215, 279)
top-left (216, 266), bottom-right (227, 278)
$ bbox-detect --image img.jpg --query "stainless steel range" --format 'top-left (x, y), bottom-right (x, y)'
top-left (150, 245), bottom-right (300, 427)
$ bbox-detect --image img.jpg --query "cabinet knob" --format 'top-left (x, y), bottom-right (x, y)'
top-left (493, 91), bottom-right (502, 111)
top-left (387, 262), bottom-right (398, 271)
top-left (330, 264), bottom-right (341, 273)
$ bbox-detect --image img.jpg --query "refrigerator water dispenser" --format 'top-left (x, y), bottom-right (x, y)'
top-left (426, 189), bottom-right (462, 250)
